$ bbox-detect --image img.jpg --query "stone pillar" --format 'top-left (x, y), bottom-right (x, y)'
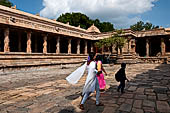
top-left (68, 38), bottom-right (71, 54)
top-left (18, 32), bottom-right (22, 52)
top-left (4, 28), bottom-right (10, 52)
top-left (84, 40), bottom-right (87, 54)
top-left (26, 31), bottom-right (32, 53)
top-left (101, 45), bottom-right (104, 54)
top-left (146, 38), bottom-right (149, 57)
top-left (112, 45), bottom-right (115, 53)
top-left (56, 36), bottom-right (60, 54)
top-left (128, 40), bottom-right (131, 53)
top-left (35, 37), bottom-right (38, 52)
top-left (77, 39), bottom-right (80, 54)
top-left (91, 42), bottom-right (94, 52)
top-left (43, 35), bottom-right (47, 54)
top-left (131, 39), bottom-right (136, 53)
top-left (161, 38), bottom-right (165, 56)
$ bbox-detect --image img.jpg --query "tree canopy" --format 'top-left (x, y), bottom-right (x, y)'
top-left (57, 12), bottom-right (114, 32)
top-left (130, 21), bottom-right (159, 31)
top-left (0, 0), bottom-right (12, 7)
top-left (95, 30), bottom-right (126, 54)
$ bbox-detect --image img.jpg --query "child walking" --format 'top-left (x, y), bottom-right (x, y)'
top-left (115, 63), bottom-right (129, 94)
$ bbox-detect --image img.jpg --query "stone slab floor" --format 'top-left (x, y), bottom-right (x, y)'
top-left (0, 63), bottom-right (170, 113)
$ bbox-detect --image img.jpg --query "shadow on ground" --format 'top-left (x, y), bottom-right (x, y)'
top-left (58, 64), bottom-right (170, 113)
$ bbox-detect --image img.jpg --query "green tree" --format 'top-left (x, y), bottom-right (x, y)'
top-left (0, 0), bottom-right (12, 7)
top-left (95, 30), bottom-right (126, 55)
top-left (130, 21), bottom-right (144, 31)
top-left (130, 21), bottom-right (159, 31)
top-left (57, 12), bottom-right (114, 32)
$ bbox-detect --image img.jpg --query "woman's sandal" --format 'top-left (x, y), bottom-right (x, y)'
top-left (79, 104), bottom-right (84, 110)
top-left (96, 102), bottom-right (104, 106)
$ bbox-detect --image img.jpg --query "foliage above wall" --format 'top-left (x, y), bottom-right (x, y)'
top-left (95, 30), bottom-right (127, 54)
top-left (130, 21), bottom-right (159, 31)
top-left (0, 0), bottom-right (12, 7)
top-left (57, 12), bottom-right (114, 32)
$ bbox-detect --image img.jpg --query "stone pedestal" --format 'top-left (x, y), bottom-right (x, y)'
top-left (116, 55), bottom-right (124, 64)
top-left (4, 28), bottom-right (10, 53)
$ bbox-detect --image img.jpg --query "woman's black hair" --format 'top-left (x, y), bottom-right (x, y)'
top-left (96, 55), bottom-right (102, 61)
top-left (121, 63), bottom-right (126, 68)
top-left (89, 52), bottom-right (96, 61)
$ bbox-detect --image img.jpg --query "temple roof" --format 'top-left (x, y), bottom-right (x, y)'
top-left (87, 24), bottom-right (101, 33)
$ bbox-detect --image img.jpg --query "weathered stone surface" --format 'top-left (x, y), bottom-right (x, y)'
top-left (132, 108), bottom-right (144, 113)
top-left (143, 100), bottom-right (155, 107)
top-left (156, 101), bottom-right (170, 112)
top-left (118, 103), bottom-right (132, 112)
top-left (135, 94), bottom-right (147, 100)
top-left (0, 64), bottom-right (169, 113)
top-left (157, 94), bottom-right (168, 100)
top-left (133, 100), bottom-right (142, 108)
top-left (136, 88), bottom-right (145, 94)
top-left (128, 86), bottom-right (137, 91)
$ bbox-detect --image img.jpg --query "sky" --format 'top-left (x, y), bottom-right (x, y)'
top-left (10, 0), bottom-right (170, 29)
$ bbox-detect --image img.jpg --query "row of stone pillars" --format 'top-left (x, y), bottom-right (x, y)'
top-left (3, 28), bottom-right (93, 54)
top-left (146, 38), bottom-right (165, 56)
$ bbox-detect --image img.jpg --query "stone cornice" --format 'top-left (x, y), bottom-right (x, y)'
top-left (0, 5), bottom-right (94, 40)
top-left (0, 5), bottom-right (170, 40)
top-left (135, 28), bottom-right (166, 37)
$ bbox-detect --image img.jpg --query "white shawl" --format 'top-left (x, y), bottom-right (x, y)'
top-left (66, 62), bottom-right (87, 84)
top-left (66, 61), bottom-right (98, 95)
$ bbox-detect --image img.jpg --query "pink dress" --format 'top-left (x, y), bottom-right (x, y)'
top-left (96, 61), bottom-right (106, 90)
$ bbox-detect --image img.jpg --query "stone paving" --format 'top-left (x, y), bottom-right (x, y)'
top-left (0, 63), bottom-right (170, 113)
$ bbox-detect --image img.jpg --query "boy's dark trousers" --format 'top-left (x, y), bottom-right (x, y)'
top-left (117, 80), bottom-right (125, 93)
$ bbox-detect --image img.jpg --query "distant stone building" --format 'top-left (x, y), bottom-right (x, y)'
top-left (0, 5), bottom-right (170, 67)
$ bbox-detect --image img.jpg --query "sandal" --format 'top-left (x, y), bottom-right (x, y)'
top-left (96, 102), bottom-right (104, 106)
top-left (79, 104), bottom-right (84, 110)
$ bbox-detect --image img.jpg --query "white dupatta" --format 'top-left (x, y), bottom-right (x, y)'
top-left (66, 62), bottom-right (87, 84)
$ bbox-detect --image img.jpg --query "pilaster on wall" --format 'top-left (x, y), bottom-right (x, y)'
top-left (77, 39), bottom-right (80, 54)
top-left (68, 38), bottom-right (72, 54)
top-left (56, 36), bottom-right (60, 54)
top-left (161, 38), bottom-right (165, 56)
top-left (91, 42), bottom-right (94, 52)
top-left (26, 31), bottom-right (32, 53)
top-left (18, 32), bottom-right (22, 52)
top-left (127, 36), bottom-right (132, 53)
top-left (146, 38), bottom-right (149, 57)
top-left (4, 28), bottom-right (10, 53)
top-left (43, 34), bottom-right (47, 54)
top-left (85, 40), bottom-right (87, 55)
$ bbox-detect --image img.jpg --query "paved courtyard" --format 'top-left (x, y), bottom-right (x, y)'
top-left (0, 63), bottom-right (170, 113)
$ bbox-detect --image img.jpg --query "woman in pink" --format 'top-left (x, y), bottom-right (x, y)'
top-left (96, 55), bottom-right (107, 91)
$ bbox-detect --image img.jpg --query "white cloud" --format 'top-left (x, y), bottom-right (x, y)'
top-left (40, 0), bottom-right (158, 28)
